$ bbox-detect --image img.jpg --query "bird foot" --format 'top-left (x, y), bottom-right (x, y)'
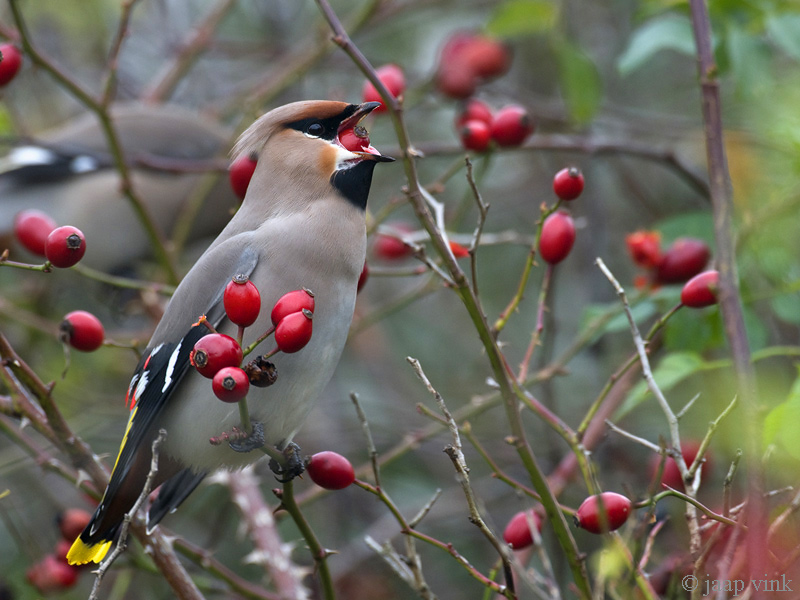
top-left (227, 421), bottom-right (266, 453)
top-left (269, 442), bottom-right (305, 482)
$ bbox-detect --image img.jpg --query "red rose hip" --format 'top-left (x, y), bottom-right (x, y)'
top-left (357, 262), bottom-right (369, 293)
top-left (190, 333), bottom-right (243, 378)
top-left (60, 311), bottom-right (105, 352)
top-left (503, 509), bottom-right (543, 549)
top-left (626, 230), bottom-right (663, 270)
top-left (460, 35), bottom-right (511, 80)
top-left (57, 508), bottom-right (92, 541)
top-left (362, 64), bottom-right (405, 113)
top-left (574, 492), bottom-right (632, 533)
top-left (229, 153), bottom-right (258, 200)
top-left (459, 119), bottom-right (491, 152)
top-left (274, 309), bottom-right (313, 353)
top-left (212, 366), bottom-right (250, 403)
top-left (553, 167), bottom-right (584, 201)
top-left (374, 223), bottom-right (413, 260)
top-left (490, 105), bottom-right (534, 147)
top-left (0, 44), bottom-right (22, 86)
top-left (14, 209), bottom-right (57, 257)
top-left (538, 210), bottom-right (576, 264)
top-left (224, 274), bottom-right (261, 327)
top-left (652, 440), bottom-right (713, 491)
top-left (655, 238), bottom-right (710, 284)
top-left (339, 125), bottom-right (371, 153)
top-left (45, 225), bottom-right (86, 268)
top-left (26, 554), bottom-right (79, 593)
top-left (681, 270), bottom-right (719, 308)
top-left (455, 98), bottom-right (493, 128)
top-left (306, 451), bottom-right (355, 490)
top-left (270, 288), bottom-right (315, 326)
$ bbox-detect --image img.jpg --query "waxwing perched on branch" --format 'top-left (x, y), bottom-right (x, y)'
top-left (66, 100), bottom-right (393, 566)
top-left (0, 103), bottom-right (237, 272)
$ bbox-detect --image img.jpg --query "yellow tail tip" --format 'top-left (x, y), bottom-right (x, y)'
top-left (66, 537), bottom-right (113, 565)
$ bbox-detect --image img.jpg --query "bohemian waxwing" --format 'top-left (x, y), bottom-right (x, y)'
top-left (66, 100), bottom-right (393, 565)
top-left (0, 103), bottom-right (237, 272)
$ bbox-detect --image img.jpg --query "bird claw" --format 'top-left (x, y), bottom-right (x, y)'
top-left (269, 442), bottom-right (305, 482)
top-left (228, 421), bottom-right (266, 453)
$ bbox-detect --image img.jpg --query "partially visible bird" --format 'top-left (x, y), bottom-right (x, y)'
top-left (0, 103), bottom-right (237, 272)
top-left (67, 100), bottom-right (393, 565)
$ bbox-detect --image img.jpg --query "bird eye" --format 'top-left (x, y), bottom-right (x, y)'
top-left (306, 122), bottom-right (325, 137)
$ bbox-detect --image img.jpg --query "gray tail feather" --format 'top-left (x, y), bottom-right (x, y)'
top-left (146, 469), bottom-right (207, 533)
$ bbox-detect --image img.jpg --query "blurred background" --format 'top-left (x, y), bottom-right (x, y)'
top-left (1, 0), bottom-right (799, 598)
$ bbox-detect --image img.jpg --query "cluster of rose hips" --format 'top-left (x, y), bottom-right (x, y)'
top-left (13, 209), bottom-right (87, 268)
top-left (12, 210), bottom-right (106, 352)
top-left (26, 508), bottom-right (91, 593)
top-left (435, 32), bottom-right (511, 99)
top-left (190, 276), bottom-right (314, 403)
top-left (625, 231), bottom-right (719, 308)
top-left (455, 99), bottom-right (534, 152)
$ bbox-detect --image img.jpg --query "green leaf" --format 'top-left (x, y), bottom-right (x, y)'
top-left (664, 306), bottom-right (725, 353)
top-left (616, 351), bottom-right (707, 418)
top-left (654, 211), bottom-right (715, 246)
top-left (766, 13), bottom-right (800, 60)
top-left (764, 368), bottom-right (800, 460)
top-left (617, 15), bottom-right (696, 76)
top-left (579, 300), bottom-right (658, 344)
top-left (487, 0), bottom-right (558, 38)
top-left (553, 38), bottom-right (602, 124)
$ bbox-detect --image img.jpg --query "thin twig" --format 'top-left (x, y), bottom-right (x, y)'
top-left (407, 357), bottom-right (516, 597)
top-left (350, 392), bottom-right (381, 489)
top-left (90, 430), bottom-right (168, 600)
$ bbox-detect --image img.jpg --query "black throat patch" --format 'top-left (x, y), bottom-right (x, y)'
top-left (330, 160), bottom-right (378, 210)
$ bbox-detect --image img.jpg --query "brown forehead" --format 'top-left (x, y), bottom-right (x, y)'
top-left (275, 101), bottom-right (351, 125)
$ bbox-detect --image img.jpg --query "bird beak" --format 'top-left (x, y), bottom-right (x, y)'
top-left (337, 102), bottom-right (395, 163)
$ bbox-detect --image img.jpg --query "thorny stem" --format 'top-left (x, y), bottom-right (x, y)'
top-left (688, 0), bottom-right (764, 579)
top-left (313, 6), bottom-right (591, 593)
top-left (276, 479), bottom-right (335, 600)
